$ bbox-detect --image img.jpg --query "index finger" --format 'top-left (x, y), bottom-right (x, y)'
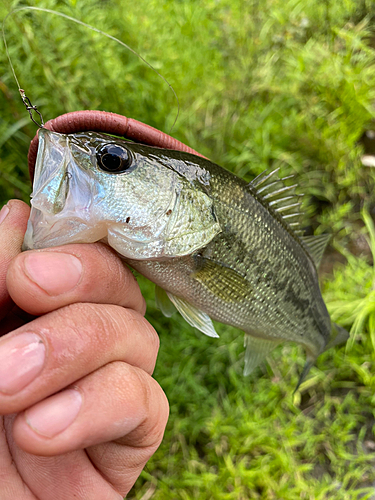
top-left (7, 243), bottom-right (146, 316)
top-left (0, 200), bottom-right (30, 320)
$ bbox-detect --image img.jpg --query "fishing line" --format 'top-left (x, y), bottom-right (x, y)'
top-left (2, 6), bottom-right (180, 133)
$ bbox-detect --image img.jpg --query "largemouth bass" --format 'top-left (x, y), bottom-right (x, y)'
top-left (23, 129), bottom-right (348, 383)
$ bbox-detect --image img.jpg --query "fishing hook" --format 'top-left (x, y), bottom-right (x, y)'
top-left (19, 89), bottom-right (44, 128)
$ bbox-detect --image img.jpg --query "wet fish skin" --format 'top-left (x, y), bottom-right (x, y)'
top-left (24, 129), bottom-right (348, 378)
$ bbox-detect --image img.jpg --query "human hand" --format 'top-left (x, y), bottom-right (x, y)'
top-left (0, 200), bottom-right (169, 499)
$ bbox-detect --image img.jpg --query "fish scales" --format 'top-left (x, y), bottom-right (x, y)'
top-left (129, 182), bottom-right (329, 352)
top-left (23, 129), bottom-right (348, 382)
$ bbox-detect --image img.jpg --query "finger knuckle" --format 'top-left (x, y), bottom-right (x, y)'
top-left (40, 303), bottom-right (159, 372)
top-left (141, 320), bottom-right (160, 360)
top-left (54, 303), bottom-right (121, 347)
top-left (113, 366), bottom-right (169, 450)
top-left (134, 370), bottom-right (169, 445)
top-left (115, 310), bottom-right (160, 371)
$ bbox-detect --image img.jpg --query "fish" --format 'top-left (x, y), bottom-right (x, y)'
top-left (23, 128), bottom-right (349, 384)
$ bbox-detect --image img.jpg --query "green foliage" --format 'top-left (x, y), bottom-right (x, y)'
top-left (1, 0), bottom-right (375, 216)
top-left (132, 276), bottom-right (375, 499)
top-left (2, 0), bottom-right (375, 498)
top-left (325, 209), bottom-right (375, 350)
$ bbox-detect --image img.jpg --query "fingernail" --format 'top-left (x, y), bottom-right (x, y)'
top-left (0, 333), bottom-right (45, 395)
top-left (26, 389), bottom-right (82, 438)
top-left (0, 204), bottom-right (9, 225)
top-left (24, 252), bottom-right (83, 295)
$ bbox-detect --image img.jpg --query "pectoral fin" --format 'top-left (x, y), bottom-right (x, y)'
top-left (166, 292), bottom-right (219, 338)
top-left (244, 334), bottom-right (279, 376)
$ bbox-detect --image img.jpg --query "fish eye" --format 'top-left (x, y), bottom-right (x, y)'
top-left (97, 144), bottom-right (132, 173)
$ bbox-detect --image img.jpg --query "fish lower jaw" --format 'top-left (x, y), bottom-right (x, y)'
top-left (22, 216), bottom-right (109, 251)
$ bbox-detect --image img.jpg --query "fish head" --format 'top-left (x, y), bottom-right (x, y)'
top-left (24, 129), bottom-right (221, 259)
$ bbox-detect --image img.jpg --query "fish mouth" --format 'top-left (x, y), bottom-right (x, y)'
top-left (23, 128), bottom-right (107, 251)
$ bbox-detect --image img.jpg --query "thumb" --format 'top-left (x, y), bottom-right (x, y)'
top-left (0, 200), bottom-right (30, 320)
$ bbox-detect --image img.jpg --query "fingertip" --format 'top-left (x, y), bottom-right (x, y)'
top-left (4, 200), bottom-right (30, 233)
top-left (11, 411), bottom-right (54, 456)
top-left (0, 199), bottom-right (30, 236)
top-left (23, 252), bottom-right (83, 296)
top-left (12, 363), bottom-right (169, 458)
top-left (7, 199), bottom-right (30, 215)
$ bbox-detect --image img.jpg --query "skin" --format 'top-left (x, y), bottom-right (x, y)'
top-left (0, 199), bottom-right (169, 500)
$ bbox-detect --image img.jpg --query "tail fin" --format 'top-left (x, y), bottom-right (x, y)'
top-left (326, 323), bottom-right (349, 350)
top-left (295, 323), bottom-right (349, 392)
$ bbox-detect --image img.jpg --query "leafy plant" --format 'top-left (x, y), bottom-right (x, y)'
top-left (325, 208), bottom-right (375, 352)
top-left (2, 1), bottom-right (375, 498)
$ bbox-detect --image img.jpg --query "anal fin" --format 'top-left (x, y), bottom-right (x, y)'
top-left (244, 334), bottom-right (279, 376)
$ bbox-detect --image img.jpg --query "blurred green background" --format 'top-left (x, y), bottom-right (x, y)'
top-left (2, 0), bottom-right (375, 498)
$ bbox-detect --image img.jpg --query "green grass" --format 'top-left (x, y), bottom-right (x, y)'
top-left (128, 268), bottom-right (375, 499)
top-left (2, 0), bottom-right (375, 498)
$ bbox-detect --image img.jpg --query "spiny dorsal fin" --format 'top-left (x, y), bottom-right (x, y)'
top-left (249, 168), bottom-right (305, 234)
top-left (300, 234), bottom-right (331, 268)
top-left (166, 292), bottom-right (219, 338)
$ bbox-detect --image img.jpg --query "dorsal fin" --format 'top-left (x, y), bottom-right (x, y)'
top-left (249, 168), bottom-right (304, 235)
top-left (300, 234), bottom-right (331, 268)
